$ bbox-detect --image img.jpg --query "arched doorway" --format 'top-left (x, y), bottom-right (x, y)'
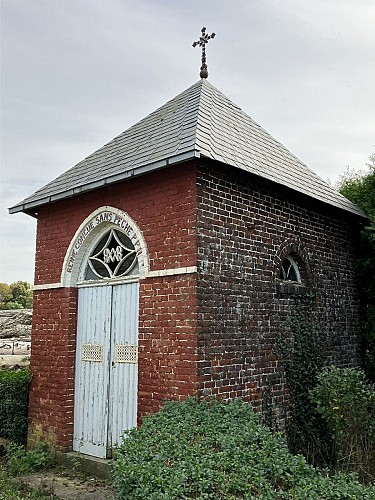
top-left (63, 207), bottom-right (148, 458)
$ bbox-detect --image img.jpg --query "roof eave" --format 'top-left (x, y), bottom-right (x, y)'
top-left (198, 155), bottom-right (369, 221)
top-left (8, 149), bottom-right (201, 215)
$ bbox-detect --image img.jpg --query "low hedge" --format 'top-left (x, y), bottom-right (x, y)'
top-left (113, 398), bottom-right (375, 499)
top-left (0, 368), bottom-right (30, 445)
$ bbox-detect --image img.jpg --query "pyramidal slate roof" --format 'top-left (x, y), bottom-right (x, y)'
top-left (10, 79), bottom-right (365, 217)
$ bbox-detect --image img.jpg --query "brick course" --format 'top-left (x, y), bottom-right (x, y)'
top-left (138, 275), bottom-right (198, 418)
top-left (34, 163), bottom-right (197, 285)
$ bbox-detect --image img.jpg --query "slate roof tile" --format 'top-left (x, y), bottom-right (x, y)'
top-left (10, 79), bottom-right (365, 218)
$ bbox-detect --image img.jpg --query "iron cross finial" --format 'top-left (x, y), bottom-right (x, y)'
top-left (192, 26), bottom-right (216, 79)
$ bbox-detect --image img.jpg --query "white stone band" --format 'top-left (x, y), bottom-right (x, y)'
top-left (32, 266), bottom-right (198, 290)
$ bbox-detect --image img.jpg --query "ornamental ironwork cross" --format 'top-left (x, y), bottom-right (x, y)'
top-left (192, 26), bottom-right (216, 79)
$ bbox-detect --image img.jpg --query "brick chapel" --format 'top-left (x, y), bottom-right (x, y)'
top-left (10, 77), bottom-right (366, 459)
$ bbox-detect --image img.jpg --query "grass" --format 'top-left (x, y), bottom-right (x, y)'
top-left (0, 443), bottom-right (114, 500)
top-left (0, 458), bottom-right (57, 499)
top-left (0, 442), bottom-right (56, 499)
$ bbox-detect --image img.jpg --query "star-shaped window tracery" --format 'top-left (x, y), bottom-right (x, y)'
top-left (86, 229), bottom-right (137, 280)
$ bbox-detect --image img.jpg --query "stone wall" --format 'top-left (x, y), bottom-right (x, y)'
top-left (0, 309), bottom-right (32, 339)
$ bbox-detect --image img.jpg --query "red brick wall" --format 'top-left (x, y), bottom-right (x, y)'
top-left (196, 161), bottom-right (362, 426)
top-left (28, 287), bottom-right (78, 449)
top-left (138, 275), bottom-right (198, 419)
top-left (29, 163), bottom-right (198, 449)
top-left (34, 163), bottom-right (197, 285)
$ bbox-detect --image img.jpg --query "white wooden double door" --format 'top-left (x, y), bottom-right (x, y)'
top-left (73, 282), bottom-right (139, 458)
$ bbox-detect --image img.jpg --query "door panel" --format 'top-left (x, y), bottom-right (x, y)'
top-left (109, 282), bottom-right (139, 448)
top-left (73, 282), bottom-right (139, 458)
top-left (73, 286), bottom-right (112, 458)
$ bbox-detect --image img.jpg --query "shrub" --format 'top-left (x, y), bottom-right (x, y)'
top-left (0, 368), bottom-right (30, 444)
top-left (0, 281), bottom-right (33, 309)
top-left (339, 157), bottom-right (375, 382)
top-left (310, 366), bottom-right (375, 483)
top-left (113, 398), bottom-right (375, 499)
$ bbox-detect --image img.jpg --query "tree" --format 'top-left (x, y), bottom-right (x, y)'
top-left (0, 283), bottom-right (12, 309)
top-left (0, 281), bottom-right (33, 309)
top-left (339, 154), bottom-right (375, 382)
top-left (9, 281), bottom-right (33, 309)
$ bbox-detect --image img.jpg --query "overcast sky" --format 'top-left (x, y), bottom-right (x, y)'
top-left (1, 0), bottom-right (374, 284)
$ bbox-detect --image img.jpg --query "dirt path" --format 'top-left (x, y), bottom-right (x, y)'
top-left (19, 469), bottom-right (116, 499)
top-left (0, 354), bottom-right (30, 368)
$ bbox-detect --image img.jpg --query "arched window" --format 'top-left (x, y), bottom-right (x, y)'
top-left (279, 254), bottom-right (301, 283)
top-left (85, 228), bottom-right (139, 281)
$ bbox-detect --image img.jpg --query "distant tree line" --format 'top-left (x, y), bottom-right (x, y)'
top-left (0, 281), bottom-right (33, 310)
top-left (339, 153), bottom-right (375, 382)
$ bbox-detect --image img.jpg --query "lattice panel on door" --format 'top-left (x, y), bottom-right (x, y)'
top-left (114, 344), bottom-right (138, 364)
top-left (81, 343), bottom-right (103, 362)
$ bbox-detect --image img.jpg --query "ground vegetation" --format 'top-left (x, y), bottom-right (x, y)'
top-left (113, 398), bottom-right (375, 499)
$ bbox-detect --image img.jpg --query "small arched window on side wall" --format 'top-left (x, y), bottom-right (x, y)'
top-left (279, 254), bottom-right (301, 283)
top-left (276, 249), bottom-right (313, 296)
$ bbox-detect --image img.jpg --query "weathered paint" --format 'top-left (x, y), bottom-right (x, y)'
top-left (73, 282), bottom-right (139, 458)
top-left (73, 286), bottom-right (111, 457)
top-left (109, 283), bottom-right (139, 449)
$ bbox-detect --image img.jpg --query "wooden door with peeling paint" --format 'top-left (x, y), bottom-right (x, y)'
top-left (73, 282), bottom-right (139, 458)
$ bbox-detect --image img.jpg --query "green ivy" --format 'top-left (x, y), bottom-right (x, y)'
top-left (276, 298), bottom-right (333, 466)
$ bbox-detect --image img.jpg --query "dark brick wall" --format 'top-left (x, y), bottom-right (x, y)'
top-left (196, 161), bottom-right (362, 424)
